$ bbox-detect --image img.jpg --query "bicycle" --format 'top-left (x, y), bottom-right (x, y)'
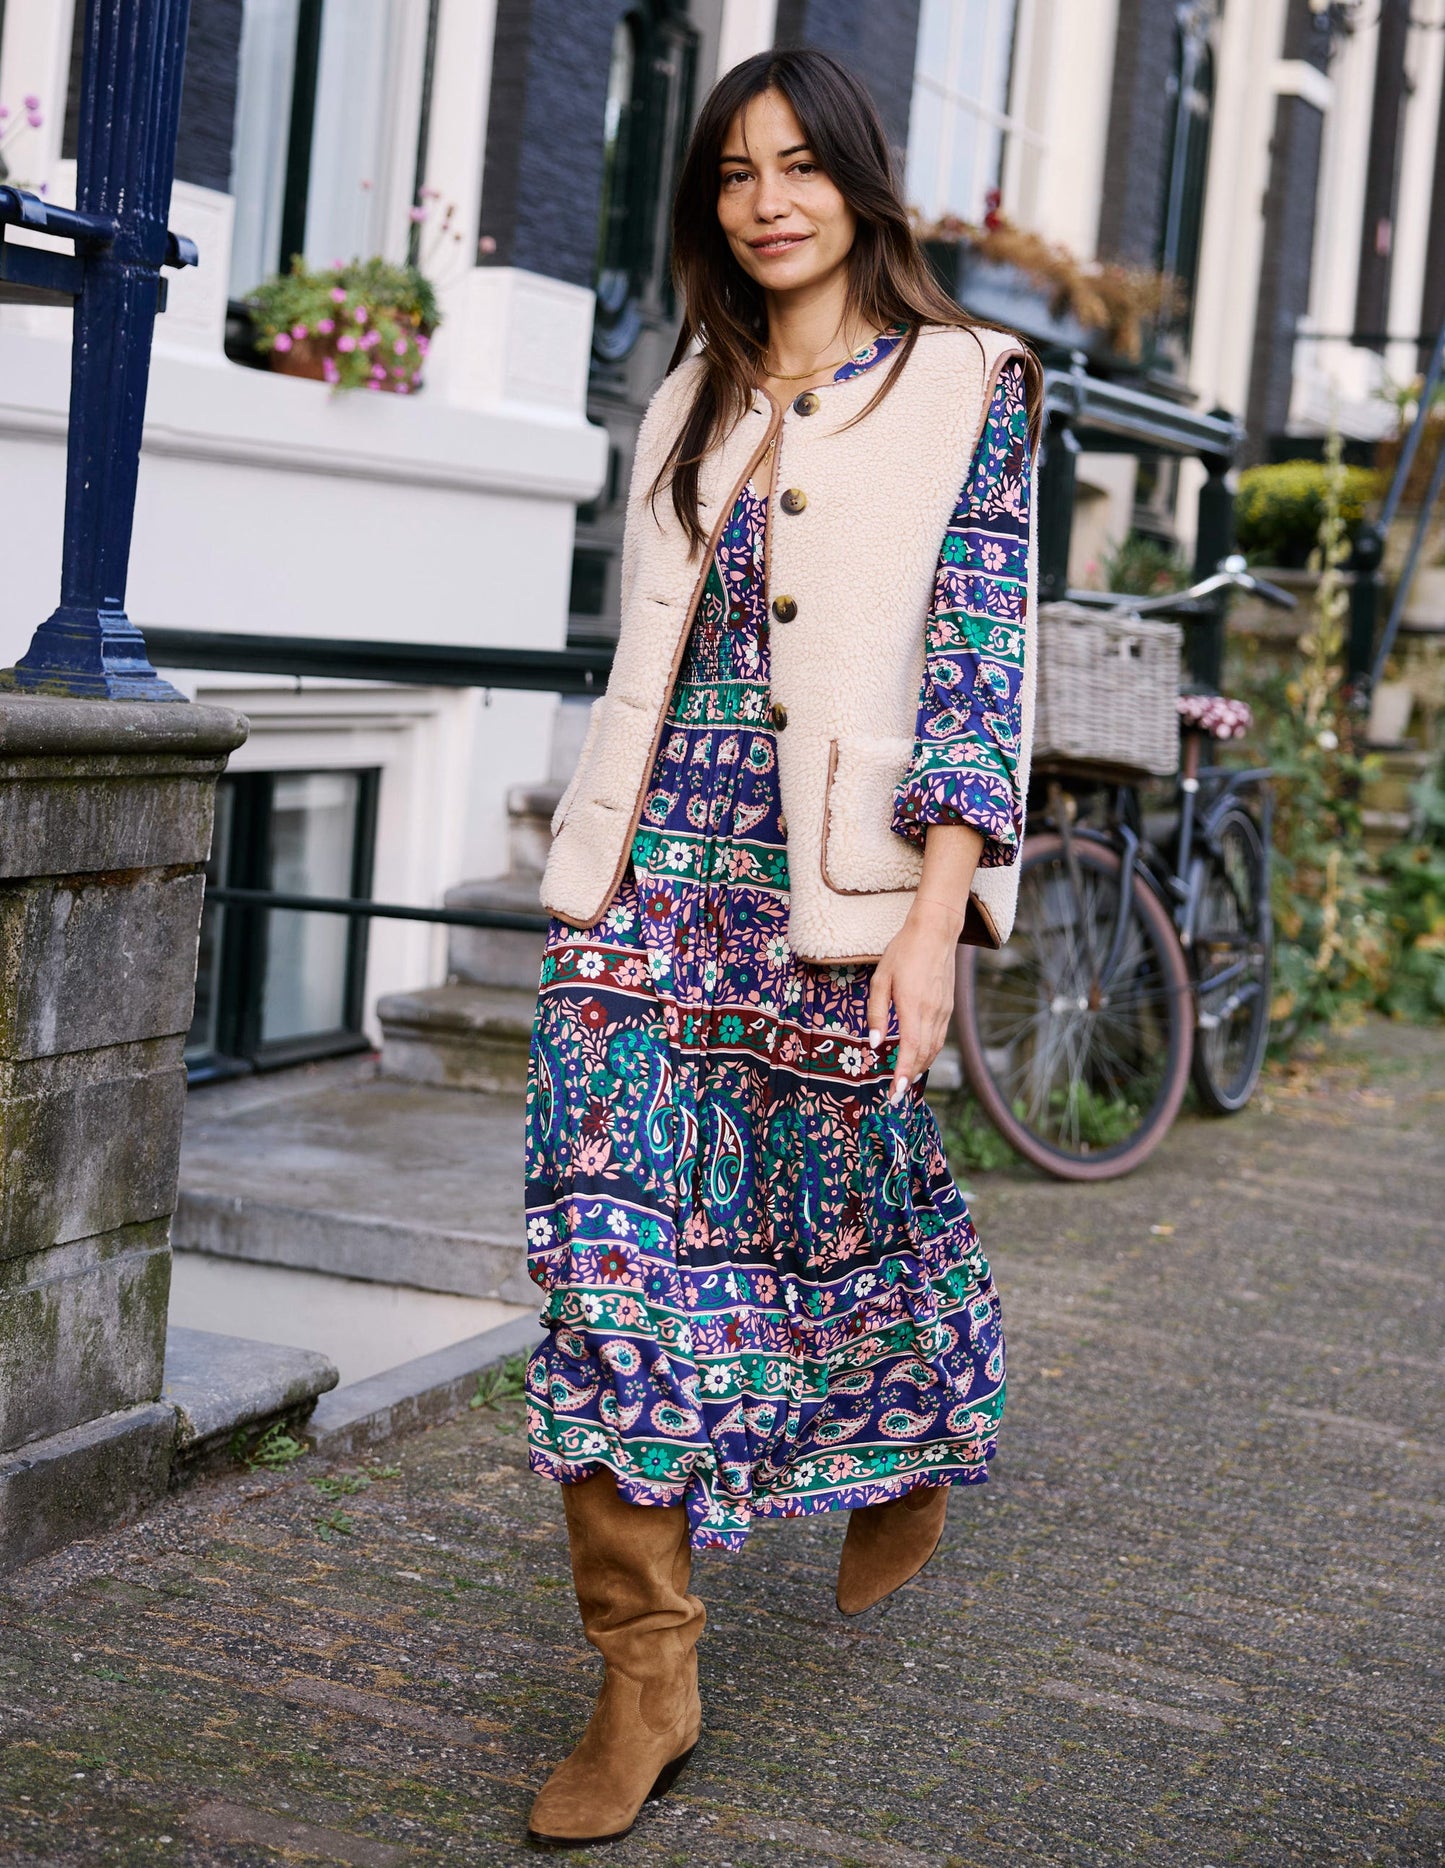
top-left (952, 557), bottom-right (1298, 1182)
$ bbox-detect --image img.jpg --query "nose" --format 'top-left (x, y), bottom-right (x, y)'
top-left (753, 169), bottom-right (792, 222)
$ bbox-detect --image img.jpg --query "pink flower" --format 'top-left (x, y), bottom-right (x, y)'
top-left (371, 364), bottom-right (386, 380)
top-left (322, 357), bottom-right (339, 383)
top-left (393, 337), bottom-right (408, 356)
top-left (420, 184), bottom-right (440, 199)
top-left (26, 111), bottom-right (43, 129)
top-left (395, 381), bottom-right (411, 394)
top-left (408, 205), bottom-right (427, 223)
top-left (478, 234), bottom-right (497, 256)
top-left (361, 328), bottom-right (380, 348)
top-left (23, 93), bottom-right (39, 111)
top-left (0, 105), bottom-right (9, 120)
top-left (354, 304), bottom-right (368, 323)
top-left (367, 380), bottom-right (381, 391)
top-left (271, 331), bottom-right (292, 352)
top-left (316, 317), bottom-right (334, 335)
top-left (416, 334), bottom-right (430, 355)
top-left (336, 333), bottom-right (357, 352)
top-left (330, 285), bottom-right (347, 303)
top-left (290, 322), bottom-right (308, 339)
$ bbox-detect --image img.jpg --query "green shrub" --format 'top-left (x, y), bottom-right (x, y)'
top-left (1233, 460), bottom-right (1380, 568)
top-left (1369, 753), bottom-right (1445, 1022)
top-left (1098, 530), bottom-right (1192, 597)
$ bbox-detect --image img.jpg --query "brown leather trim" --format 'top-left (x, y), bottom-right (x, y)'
top-left (819, 738), bottom-right (876, 897)
top-left (819, 736), bottom-right (1003, 951)
top-left (555, 390), bottom-right (786, 930)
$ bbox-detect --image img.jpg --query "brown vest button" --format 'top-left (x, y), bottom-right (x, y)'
top-left (792, 391), bottom-right (820, 416)
top-left (771, 594), bottom-right (797, 622)
top-left (780, 487), bottom-right (807, 515)
top-left (768, 701), bottom-right (788, 730)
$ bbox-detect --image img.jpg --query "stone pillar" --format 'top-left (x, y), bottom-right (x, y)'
top-left (0, 695), bottom-right (247, 1573)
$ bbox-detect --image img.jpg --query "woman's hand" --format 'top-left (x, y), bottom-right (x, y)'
top-left (866, 822), bottom-right (985, 1103)
top-left (866, 899), bottom-right (965, 1102)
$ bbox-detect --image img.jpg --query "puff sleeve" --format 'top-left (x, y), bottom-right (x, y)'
top-left (891, 355), bottom-right (1032, 869)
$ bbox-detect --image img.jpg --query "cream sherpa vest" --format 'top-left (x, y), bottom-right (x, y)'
top-left (540, 322), bottom-right (1037, 963)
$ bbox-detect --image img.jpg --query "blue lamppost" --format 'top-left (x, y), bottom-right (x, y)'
top-left (0, 0), bottom-right (198, 700)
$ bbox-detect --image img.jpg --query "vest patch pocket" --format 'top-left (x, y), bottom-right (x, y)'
top-left (821, 735), bottom-right (926, 895)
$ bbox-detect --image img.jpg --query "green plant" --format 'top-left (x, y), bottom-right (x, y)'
top-left (315, 1509), bottom-right (356, 1542)
top-left (246, 254), bottom-right (441, 392)
top-left (469, 1355), bottom-right (528, 1412)
top-left (1097, 531), bottom-right (1192, 597)
top-left (1369, 752), bottom-right (1445, 1021)
top-left (311, 1470), bottom-right (372, 1500)
top-left (231, 1419), bottom-right (309, 1470)
top-left (935, 1091), bottom-right (1020, 1174)
top-left (1233, 459), bottom-right (1380, 569)
top-left (1245, 429), bottom-right (1393, 1045)
top-left (310, 1461), bottom-right (401, 1499)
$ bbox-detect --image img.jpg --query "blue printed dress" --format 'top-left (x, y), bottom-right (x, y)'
top-left (524, 331), bottom-right (1032, 1551)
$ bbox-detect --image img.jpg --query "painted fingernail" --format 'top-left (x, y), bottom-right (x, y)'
top-left (868, 1028), bottom-right (881, 1049)
top-left (889, 1075), bottom-right (906, 1103)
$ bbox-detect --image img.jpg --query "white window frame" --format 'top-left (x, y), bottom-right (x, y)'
top-left (906, 0), bottom-right (1049, 225)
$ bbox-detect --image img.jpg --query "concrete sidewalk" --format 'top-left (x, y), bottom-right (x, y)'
top-left (1, 1016), bottom-right (1441, 1866)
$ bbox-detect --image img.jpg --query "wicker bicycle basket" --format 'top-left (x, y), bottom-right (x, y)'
top-left (1033, 601), bottom-right (1182, 777)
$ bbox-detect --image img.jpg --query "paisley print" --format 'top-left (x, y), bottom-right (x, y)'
top-left (524, 340), bottom-right (1031, 1551)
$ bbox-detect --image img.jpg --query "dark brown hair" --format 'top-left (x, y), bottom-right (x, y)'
top-left (653, 47), bottom-right (1044, 553)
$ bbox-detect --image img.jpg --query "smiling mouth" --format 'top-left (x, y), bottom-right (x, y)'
top-left (749, 232), bottom-right (810, 256)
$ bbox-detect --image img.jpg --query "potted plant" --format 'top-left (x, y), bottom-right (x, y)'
top-left (246, 253), bottom-right (440, 393)
top-left (915, 194), bottom-right (1179, 367)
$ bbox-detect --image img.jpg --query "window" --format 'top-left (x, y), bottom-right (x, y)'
top-left (227, 0), bottom-right (436, 298)
top-left (1157, 0), bottom-right (1217, 341)
top-left (188, 767), bottom-right (379, 1080)
top-left (589, 4), bottom-right (697, 363)
top-left (906, 0), bottom-right (1034, 224)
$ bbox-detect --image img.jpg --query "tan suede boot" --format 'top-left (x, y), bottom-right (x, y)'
top-left (835, 1481), bottom-right (950, 1616)
top-left (526, 1471), bottom-right (704, 1849)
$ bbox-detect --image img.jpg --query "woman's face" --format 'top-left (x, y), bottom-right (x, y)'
top-left (716, 89), bottom-right (856, 297)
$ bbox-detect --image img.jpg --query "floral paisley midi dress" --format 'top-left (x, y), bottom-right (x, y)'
top-left (524, 334), bottom-right (1032, 1551)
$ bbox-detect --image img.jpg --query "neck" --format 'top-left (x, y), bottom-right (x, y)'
top-left (761, 270), bottom-right (871, 381)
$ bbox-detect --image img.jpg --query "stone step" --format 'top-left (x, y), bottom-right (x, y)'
top-left (444, 872), bottom-right (548, 989)
top-left (162, 1326), bottom-right (339, 1479)
top-left (504, 779), bottom-right (564, 876)
top-left (175, 1067), bottom-right (531, 1302)
top-left (377, 982), bottom-right (536, 1093)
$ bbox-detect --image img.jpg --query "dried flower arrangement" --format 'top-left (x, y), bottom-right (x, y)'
top-left (914, 193), bottom-right (1179, 362)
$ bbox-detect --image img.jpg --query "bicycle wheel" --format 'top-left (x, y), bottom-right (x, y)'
top-left (1190, 805), bottom-right (1272, 1115)
top-left (954, 834), bottom-right (1194, 1180)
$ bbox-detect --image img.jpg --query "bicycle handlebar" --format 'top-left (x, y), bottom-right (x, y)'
top-left (1064, 554), bottom-right (1299, 618)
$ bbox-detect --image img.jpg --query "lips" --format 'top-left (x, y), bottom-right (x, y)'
top-left (749, 232), bottom-right (810, 256)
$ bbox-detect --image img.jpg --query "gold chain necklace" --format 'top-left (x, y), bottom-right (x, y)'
top-left (761, 331), bottom-right (881, 382)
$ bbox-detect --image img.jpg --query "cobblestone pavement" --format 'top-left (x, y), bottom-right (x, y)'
top-left (2, 1018), bottom-right (1442, 1867)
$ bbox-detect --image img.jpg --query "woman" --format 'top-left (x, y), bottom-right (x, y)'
top-left (521, 46), bottom-right (1042, 1850)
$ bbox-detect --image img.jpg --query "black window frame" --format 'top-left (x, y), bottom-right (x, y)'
top-left (187, 765), bottom-right (380, 1083)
